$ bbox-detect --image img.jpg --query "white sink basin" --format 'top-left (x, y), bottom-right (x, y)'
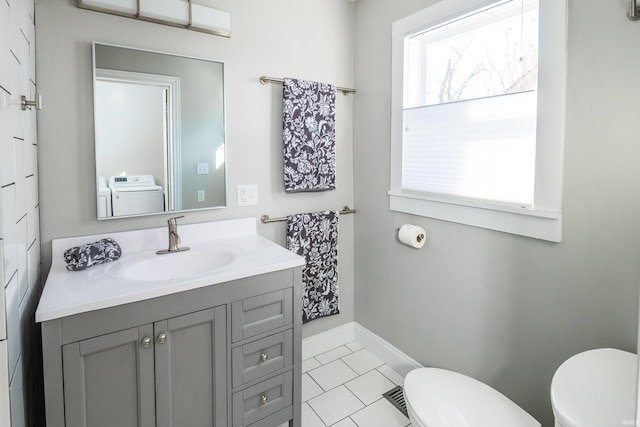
top-left (119, 248), bottom-right (238, 281)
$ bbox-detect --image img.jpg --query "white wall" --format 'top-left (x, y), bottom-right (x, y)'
top-left (35, 0), bottom-right (355, 339)
top-left (353, 0), bottom-right (640, 425)
top-left (95, 80), bottom-right (165, 183)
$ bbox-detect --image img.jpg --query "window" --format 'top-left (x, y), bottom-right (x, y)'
top-left (389, 0), bottom-right (567, 242)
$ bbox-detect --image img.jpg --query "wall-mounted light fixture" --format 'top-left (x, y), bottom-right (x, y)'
top-left (78, 0), bottom-right (232, 37)
top-left (628, 0), bottom-right (640, 21)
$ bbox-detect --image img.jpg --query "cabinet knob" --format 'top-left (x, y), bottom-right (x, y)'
top-left (157, 332), bottom-right (168, 344)
top-left (141, 337), bottom-right (151, 348)
top-left (260, 395), bottom-right (268, 405)
top-left (260, 353), bottom-right (268, 362)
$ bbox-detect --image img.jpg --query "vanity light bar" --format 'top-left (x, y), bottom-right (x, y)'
top-left (78, 0), bottom-right (232, 37)
top-left (260, 206), bottom-right (357, 224)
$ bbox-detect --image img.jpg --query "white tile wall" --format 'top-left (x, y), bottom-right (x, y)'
top-left (0, 126), bottom-right (14, 188)
top-left (0, 244), bottom-right (4, 342)
top-left (0, 1), bottom-right (9, 91)
top-left (2, 185), bottom-right (17, 284)
top-left (5, 274), bottom-right (19, 383)
top-left (16, 218), bottom-right (27, 303)
top-left (1, 0), bottom-right (40, 425)
top-left (0, 342), bottom-right (10, 427)
top-left (8, 357), bottom-right (24, 427)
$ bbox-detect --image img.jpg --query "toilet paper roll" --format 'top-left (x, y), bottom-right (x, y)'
top-left (398, 224), bottom-right (426, 249)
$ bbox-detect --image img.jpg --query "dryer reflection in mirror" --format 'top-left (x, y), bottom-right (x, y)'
top-left (109, 175), bottom-right (165, 217)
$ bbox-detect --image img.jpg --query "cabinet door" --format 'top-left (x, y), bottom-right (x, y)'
top-left (154, 305), bottom-right (227, 427)
top-left (62, 325), bottom-right (155, 427)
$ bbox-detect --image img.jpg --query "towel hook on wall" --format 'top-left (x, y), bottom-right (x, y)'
top-left (21, 94), bottom-right (43, 111)
top-left (628, 0), bottom-right (640, 21)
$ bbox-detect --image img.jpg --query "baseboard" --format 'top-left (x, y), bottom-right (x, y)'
top-left (302, 322), bottom-right (356, 360)
top-left (302, 322), bottom-right (422, 377)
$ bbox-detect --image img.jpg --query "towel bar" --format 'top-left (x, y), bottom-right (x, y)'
top-left (261, 206), bottom-right (356, 223)
top-left (259, 76), bottom-right (356, 95)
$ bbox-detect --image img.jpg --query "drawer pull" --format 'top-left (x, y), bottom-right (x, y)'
top-left (141, 337), bottom-right (151, 348)
top-left (260, 353), bottom-right (268, 362)
top-left (260, 395), bottom-right (268, 405)
top-left (157, 332), bottom-right (168, 344)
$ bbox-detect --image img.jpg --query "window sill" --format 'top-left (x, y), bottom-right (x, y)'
top-left (388, 190), bottom-right (562, 242)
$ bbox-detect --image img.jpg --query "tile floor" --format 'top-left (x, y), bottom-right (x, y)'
top-left (300, 341), bottom-right (412, 427)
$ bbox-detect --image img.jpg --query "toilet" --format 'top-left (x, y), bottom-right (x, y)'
top-left (404, 368), bottom-right (541, 427)
top-left (550, 348), bottom-right (637, 427)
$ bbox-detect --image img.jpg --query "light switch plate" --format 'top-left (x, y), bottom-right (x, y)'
top-left (196, 162), bottom-right (209, 175)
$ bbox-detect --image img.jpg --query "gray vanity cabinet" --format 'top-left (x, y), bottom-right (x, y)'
top-left (61, 325), bottom-right (156, 427)
top-left (61, 306), bottom-right (227, 427)
top-left (40, 267), bottom-right (302, 427)
top-left (154, 307), bottom-right (227, 427)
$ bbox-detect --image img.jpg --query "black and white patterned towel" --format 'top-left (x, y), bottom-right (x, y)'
top-left (63, 238), bottom-right (122, 271)
top-left (283, 78), bottom-right (336, 192)
top-left (286, 211), bottom-right (339, 323)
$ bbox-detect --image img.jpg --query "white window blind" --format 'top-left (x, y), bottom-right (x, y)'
top-left (402, 90), bottom-right (537, 206)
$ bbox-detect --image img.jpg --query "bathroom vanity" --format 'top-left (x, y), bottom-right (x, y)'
top-left (36, 218), bottom-right (304, 427)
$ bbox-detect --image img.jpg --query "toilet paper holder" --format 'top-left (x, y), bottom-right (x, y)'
top-left (395, 227), bottom-right (424, 242)
top-left (396, 224), bottom-right (426, 248)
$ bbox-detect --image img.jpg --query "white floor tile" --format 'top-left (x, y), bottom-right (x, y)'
top-left (377, 364), bottom-right (405, 386)
top-left (342, 349), bottom-right (384, 375)
top-left (346, 341), bottom-right (363, 352)
top-left (308, 385), bottom-right (365, 426)
top-left (350, 398), bottom-right (410, 427)
top-left (303, 357), bottom-right (322, 373)
top-left (302, 373), bottom-right (324, 402)
top-left (308, 359), bottom-right (359, 391)
top-left (315, 345), bottom-right (353, 365)
top-left (345, 369), bottom-right (396, 406)
top-left (301, 402), bottom-right (326, 427)
top-left (332, 418), bottom-right (358, 427)
top-left (301, 341), bottom-right (409, 427)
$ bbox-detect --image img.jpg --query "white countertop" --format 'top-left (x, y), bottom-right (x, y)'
top-left (35, 218), bottom-right (304, 322)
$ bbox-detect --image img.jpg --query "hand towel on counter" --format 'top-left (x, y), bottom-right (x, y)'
top-left (283, 77), bottom-right (336, 192)
top-left (63, 238), bottom-right (122, 271)
top-left (286, 211), bottom-right (339, 323)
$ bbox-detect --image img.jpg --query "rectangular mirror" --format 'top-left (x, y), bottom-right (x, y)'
top-left (92, 42), bottom-right (227, 219)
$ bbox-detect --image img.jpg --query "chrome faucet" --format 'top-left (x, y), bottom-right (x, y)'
top-left (157, 216), bottom-right (190, 254)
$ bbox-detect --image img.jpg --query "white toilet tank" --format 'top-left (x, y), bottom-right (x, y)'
top-left (404, 368), bottom-right (541, 427)
top-left (551, 348), bottom-right (637, 427)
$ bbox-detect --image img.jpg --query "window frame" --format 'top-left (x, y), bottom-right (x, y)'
top-left (389, 0), bottom-right (567, 242)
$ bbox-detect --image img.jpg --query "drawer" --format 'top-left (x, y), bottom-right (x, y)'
top-left (232, 329), bottom-right (293, 388)
top-left (232, 289), bottom-right (293, 342)
top-left (232, 370), bottom-right (293, 427)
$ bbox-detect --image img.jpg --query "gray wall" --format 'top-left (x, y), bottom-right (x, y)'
top-left (35, 0), bottom-right (355, 339)
top-left (353, 0), bottom-right (640, 425)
